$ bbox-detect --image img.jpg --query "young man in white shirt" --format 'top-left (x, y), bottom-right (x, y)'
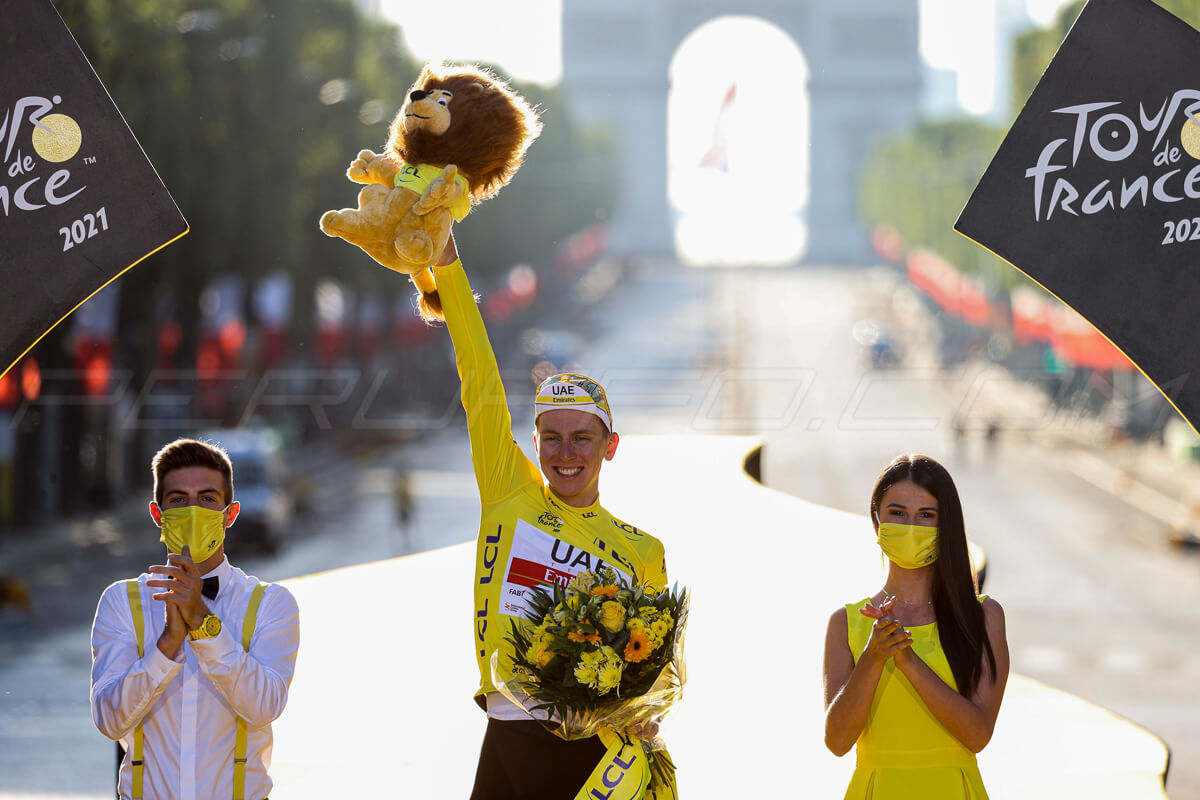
top-left (90, 438), bottom-right (300, 800)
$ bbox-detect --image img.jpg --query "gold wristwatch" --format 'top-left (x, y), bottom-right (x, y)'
top-left (188, 614), bottom-right (222, 640)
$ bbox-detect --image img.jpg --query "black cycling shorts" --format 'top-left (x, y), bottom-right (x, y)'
top-left (469, 718), bottom-right (606, 800)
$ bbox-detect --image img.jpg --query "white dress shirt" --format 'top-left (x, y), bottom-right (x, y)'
top-left (90, 557), bottom-right (300, 800)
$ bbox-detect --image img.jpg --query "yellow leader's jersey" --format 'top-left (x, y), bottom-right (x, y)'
top-left (433, 258), bottom-right (668, 706)
top-left (393, 162), bottom-right (471, 222)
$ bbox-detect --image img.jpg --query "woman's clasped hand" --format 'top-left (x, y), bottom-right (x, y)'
top-left (858, 596), bottom-right (912, 665)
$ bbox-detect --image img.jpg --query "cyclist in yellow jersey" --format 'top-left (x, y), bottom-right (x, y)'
top-left (426, 237), bottom-right (668, 800)
top-left (823, 454), bottom-right (1009, 799)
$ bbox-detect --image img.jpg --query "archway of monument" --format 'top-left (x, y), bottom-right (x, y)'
top-left (667, 16), bottom-right (810, 267)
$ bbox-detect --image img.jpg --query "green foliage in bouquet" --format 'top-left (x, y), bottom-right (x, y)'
top-left (505, 567), bottom-right (687, 720)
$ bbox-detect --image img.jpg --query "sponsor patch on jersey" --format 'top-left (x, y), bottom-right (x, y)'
top-left (500, 519), bottom-right (632, 619)
top-left (612, 519), bottom-right (644, 540)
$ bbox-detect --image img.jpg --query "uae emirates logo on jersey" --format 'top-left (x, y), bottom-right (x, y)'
top-left (499, 519), bottom-right (630, 618)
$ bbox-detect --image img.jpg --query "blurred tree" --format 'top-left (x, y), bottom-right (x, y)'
top-left (453, 78), bottom-right (618, 276)
top-left (50, 1), bottom-right (616, 371)
top-left (53, 0), bottom-right (417, 355)
top-left (1158, 0), bottom-right (1200, 25)
top-left (1012, 2), bottom-right (1200, 117)
top-left (858, 119), bottom-right (1011, 285)
top-left (1010, 2), bottom-right (1083, 120)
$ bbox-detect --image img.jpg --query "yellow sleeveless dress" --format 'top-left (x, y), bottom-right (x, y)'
top-left (844, 598), bottom-right (990, 800)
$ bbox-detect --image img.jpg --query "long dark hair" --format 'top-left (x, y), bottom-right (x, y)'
top-left (870, 454), bottom-right (995, 697)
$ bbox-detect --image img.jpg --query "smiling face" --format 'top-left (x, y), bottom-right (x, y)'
top-left (876, 479), bottom-right (939, 529)
top-left (534, 409), bottom-right (618, 508)
top-left (402, 88), bottom-right (453, 136)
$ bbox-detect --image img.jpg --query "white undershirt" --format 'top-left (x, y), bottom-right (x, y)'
top-left (485, 691), bottom-right (554, 722)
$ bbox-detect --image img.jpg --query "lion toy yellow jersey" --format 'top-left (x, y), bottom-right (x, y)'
top-left (319, 64), bottom-right (541, 321)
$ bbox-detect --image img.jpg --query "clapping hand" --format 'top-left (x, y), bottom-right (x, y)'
top-left (859, 596), bottom-right (912, 666)
top-left (148, 546), bottom-right (210, 658)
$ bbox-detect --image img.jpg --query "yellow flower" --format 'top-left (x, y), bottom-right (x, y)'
top-left (651, 618), bottom-right (670, 638)
top-left (598, 601), bottom-right (627, 634)
top-left (526, 641), bottom-right (556, 668)
top-left (624, 629), bottom-right (653, 663)
top-left (597, 663), bottom-right (623, 693)
top-left (627, 617), bottom-right (646, 632)
top-left (574, 663), bottom-right (598, 687)
top-left (568, 572), bottom-right (597, 594)
top-left (590, 584), bottom-right (619, 600)
top-left (566, 594), bottom-right (581, 611)
top-left (580, 649), bottom-right (605, 668)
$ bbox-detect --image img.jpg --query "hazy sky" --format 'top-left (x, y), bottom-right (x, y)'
top-left (920, 0), bottom-right (1075, 114)
top-left (381, 0), bottom-right (1077, 116)
top-left (379, 0), bottom-right (563, 85)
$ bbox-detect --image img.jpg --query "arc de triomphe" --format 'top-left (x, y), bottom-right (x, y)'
top-left (561, 1), bottom-right (922, 263)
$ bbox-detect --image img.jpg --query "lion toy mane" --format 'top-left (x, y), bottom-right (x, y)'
top-left (319, 64), bottom-right (541, 321)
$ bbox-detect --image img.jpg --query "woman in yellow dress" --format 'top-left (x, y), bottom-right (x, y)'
top-left (823, 454), bottom-right (1010, 799)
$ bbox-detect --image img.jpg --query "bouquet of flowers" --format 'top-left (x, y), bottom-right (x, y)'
top-left (491, 567), bottom-right (688, 799)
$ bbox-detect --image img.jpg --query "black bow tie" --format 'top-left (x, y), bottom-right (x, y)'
top-left (202, 576), bottom-right (219, 601)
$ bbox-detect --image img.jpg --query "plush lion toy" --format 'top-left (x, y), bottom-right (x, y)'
top-left (320, 64), bottom-right (541, 320)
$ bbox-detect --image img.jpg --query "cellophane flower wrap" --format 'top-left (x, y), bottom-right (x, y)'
top-left (491, 567), bottom-right (688, 797)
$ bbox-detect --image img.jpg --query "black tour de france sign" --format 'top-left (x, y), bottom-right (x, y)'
top-left (956, 0), bottom-right (1200, 434)
top-left (0, 0), bottom-right (187, 377)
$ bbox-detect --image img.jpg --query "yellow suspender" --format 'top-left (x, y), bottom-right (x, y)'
top-left (124, 580), bottom-right (145, 800)
top-left (123, 579), bottom-right (269, 800)
top-left (233, 583), bottom-right (267, 800)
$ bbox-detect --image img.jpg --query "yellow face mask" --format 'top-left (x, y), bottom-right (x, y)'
top-left (159, 505), bottom-right (228, 562)
top-left (876, 522), bottom-right (939, 569)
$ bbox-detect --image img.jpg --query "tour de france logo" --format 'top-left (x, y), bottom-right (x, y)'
top-left (1023, 90), bottom-right (1200, 246)
top-left (2, 93), bottom-right (105, 251)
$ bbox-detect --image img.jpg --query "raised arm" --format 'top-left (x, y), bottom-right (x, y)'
top-left (431, 236), bottom-right (541, 503)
